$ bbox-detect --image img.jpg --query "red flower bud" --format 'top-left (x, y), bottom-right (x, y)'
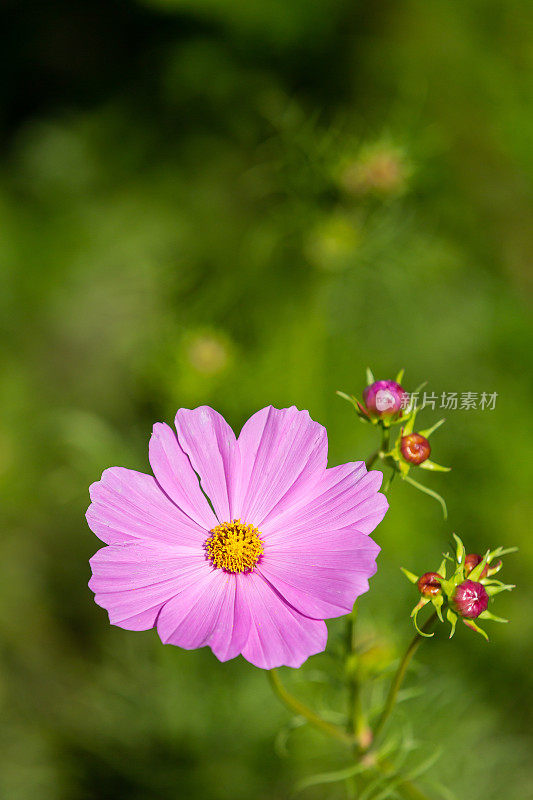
top-left (362, 380), bottom-right (407, 421)
top-left (452, 580), bottom-right (489, 619)
top-left (400, 433), bottom-right (431, 465)
top-left (464, 553), bottom-right (488, 578)
top-left (417, 572), bottom-right (442, 596)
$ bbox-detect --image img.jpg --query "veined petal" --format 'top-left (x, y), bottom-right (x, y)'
top-left (262, 463), bottom-right (388, 541)
top-left (149, 422), bottom-right (218, 530)
top-left (89, 543), bottom-right (208, 631)
top-left (258, 529), bottom-right (380, 619)
top-left (157, 570), bottom-right (250, 662)
top-left (86, 467), bottom-right (208, 547)
top-left (234, 406), bottom-right (327, 525)
top-left (239, 572), bottom-right (328, 669)
top-left (175, 407), bottom-right (238, 522)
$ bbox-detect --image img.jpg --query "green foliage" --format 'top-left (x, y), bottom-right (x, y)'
top-left (1, 1), bottom-right (532, 798)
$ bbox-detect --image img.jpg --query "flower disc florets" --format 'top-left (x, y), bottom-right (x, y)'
top-left (363, 380), bottom-right (407, 422)
top-left (401, 433), bottom-right (431, 465)
top-left (205, 519), bottom-right (264, 573)
top-left (452, 580), bottom-right (489, 619)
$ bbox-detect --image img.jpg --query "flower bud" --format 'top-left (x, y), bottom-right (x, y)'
top-left (362, 380), bottom-right (407, 422)
top-left (417, 572), bottom-right (442, 596)
top-left (400, 433), bottom-right (431, 465)
top-left (464, 553), bottom-right (489, 579)
top-left (452, 580), bottom-right (489, 619)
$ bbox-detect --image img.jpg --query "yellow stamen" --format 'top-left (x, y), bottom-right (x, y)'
top-left (205, 519), bottom-right (264, 573)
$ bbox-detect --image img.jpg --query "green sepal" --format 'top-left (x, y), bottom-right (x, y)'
top-left (366, 367), bottom-right (375, 386)
top-left (418, 459), bottom-right (451, 472)
top-left (401, 409), bottom-right (417, 436)
top-left (336, 391), bottom-right (374, 424)
top-left (452, 533), bottom-right (465, 566)
top-left (419, 418), bottom-right (446, 439)
top-left (402, 474), bottom-right (448, 518)
top-left (431, 594), bottom-right (444, 622)
top-left (401, 567), bottom-right (419, 584)
top-left (437, 558), bottom-right (448, 579)
top-left (467, 550), bottom-right (490, 582)
top-left (439, 577), bottom-right (455, 599)
top-left (478, 610), bottom-right (508, 624)
top-left (411, 597), bottom-right (434, 637)
top-left (462, 619), bottom-right (489, 641)
top-left (486, 561), bottom-right (503, 577)
top-left (446, 608), bottom-right (458, 638)
top-left (484, 582), bottom-right (515, 597)
top-left (388, 413), bottom-right (414, 428)
top-left (395, 367), bottom-right (405, 384)
top-left (487, 545), bottom-right (518, 561)
top-left (398, 458), bottom-right (410, 477)
top-left (336, 390), bottom-right (362, 412)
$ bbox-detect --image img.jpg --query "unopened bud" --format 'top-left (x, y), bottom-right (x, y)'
top-left (464, 553), bottom-right (488, 579)
top-left (416, 572), bottom-right (442, 596)
top-left (452, 580), bottom-right (489, 619)
top-left (401, 433), bottom-right (431, 465)
top-left (363, 380), bottom-right (407, 422)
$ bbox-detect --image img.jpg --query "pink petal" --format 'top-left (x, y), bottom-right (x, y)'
top-left (262, 463), bottom-right (388, 541)
top-left (157, 570), bottom-right (251, 662)
top-left (86, 467), bottom-right (208, 547)
top-left (234, 406), bottom-right (328, 525)
top-left (239, 572), bottom-right (328, 669)
top-left (149, 422), bottom-right (218, 530)
top-left (175, 407), bottom-right (239, 522)
top-left (89, 543), bottom-right (208, 631)
top-left (258, 528), bottom-right (380, 619)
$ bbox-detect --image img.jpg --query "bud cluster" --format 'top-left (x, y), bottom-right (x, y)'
top-left (337, 368), bottom-right (450, 516)
top-left (402, 534), bottom-right (516, 640)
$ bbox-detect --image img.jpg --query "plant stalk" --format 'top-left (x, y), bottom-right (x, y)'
top-left (371, 612), bottom-right (438, 745)
top-left (268, 669), bottom-right (356, 747)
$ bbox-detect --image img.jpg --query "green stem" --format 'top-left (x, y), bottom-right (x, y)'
top-left (402, 474), bottom-right (448, 519)
top-left (377, 761), bottom-right (434, 800)
top-left (371, 612), bottom-right (437, 745)
top-left (366, 427), bottom-right (391, 471)
top-left (346, 607), bottom-right (371, 749)
top-left (268, 669), bottom-right (355, 747)
top-left (365, 450), bottom-right (379, 470)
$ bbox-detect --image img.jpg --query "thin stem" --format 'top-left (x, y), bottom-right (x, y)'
top-left (382, 467), bottom-right (397, 493)
top-left (366, 426), bottom-right (391, 471)
top-left (346, 606), bottom-right (371, 749)
top-left (268, 669), bottom-right (355, 747)
top-left (371, 612), bottom-right (437, 745)
top-left (403, 474), bottom-right (448, 519)
top-left (365, 450), bottom-right (379, 470)
top-left (377, 763), bottom-right (434, 800)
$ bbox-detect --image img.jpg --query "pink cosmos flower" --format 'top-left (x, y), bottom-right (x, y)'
top-left (87, 406), bottom-right (388, 669)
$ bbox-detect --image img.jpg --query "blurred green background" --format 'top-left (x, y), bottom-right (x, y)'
top-left (1, 1), bottom-right (532, 798)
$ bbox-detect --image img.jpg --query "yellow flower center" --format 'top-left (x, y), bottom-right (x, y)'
top-left (205, 519), bottom-right (264, 573)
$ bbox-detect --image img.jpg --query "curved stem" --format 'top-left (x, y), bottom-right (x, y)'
top-left (268, 669), bottom-right (355, 747)
top-left (377, 761), bottom-right (435, 800)
top-left (403, 474), bottom-right (448, 519)
top-left (371, 612), bottom-right (437, 745)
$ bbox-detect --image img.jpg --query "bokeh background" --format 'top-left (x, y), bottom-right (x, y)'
top-left (1, 1), bottom-right (532, 798)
